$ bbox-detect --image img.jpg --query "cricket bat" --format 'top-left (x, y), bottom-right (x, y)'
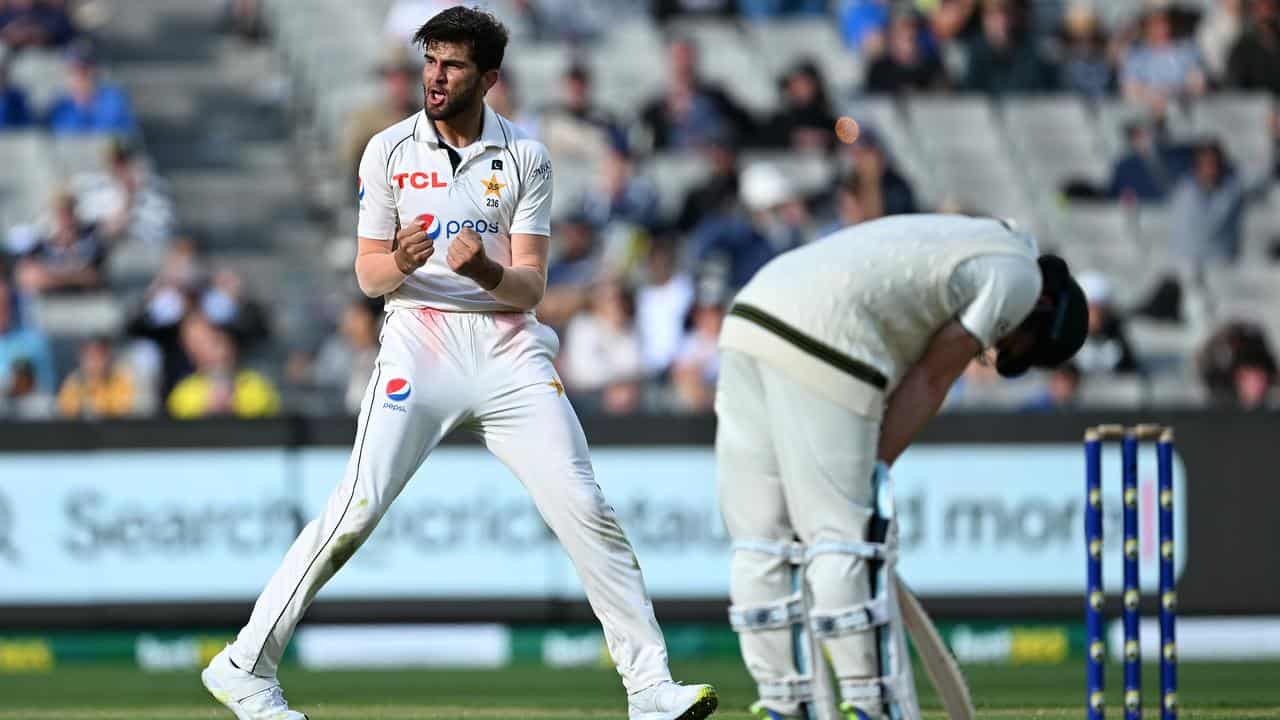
top-left (895, 576), bottom-right (976, 720)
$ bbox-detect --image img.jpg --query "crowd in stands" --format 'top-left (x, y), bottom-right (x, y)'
top-left (2, 0), bottom-right (1280, 420)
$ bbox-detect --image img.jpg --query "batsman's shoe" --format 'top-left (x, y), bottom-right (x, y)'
top-left (628, 680), bottom-right (719, 720)
top-left (748, 700), bottom-right (803, 719)
top-left (201, 647), bottom-right (308, 720)
top-left (838, 700), bottom-right (887, 720)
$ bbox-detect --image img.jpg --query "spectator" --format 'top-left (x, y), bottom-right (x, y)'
top-left (538, 64), bottom-right (617, 168)
top-left (1226, 0), bottom-right (1280, 95)
top-left (341, 45), bottom-right (421, 184)
top-left (222, 0), bottom-right (265, 41)
top-left (484, 69), bottom-right (534, 136)
top-left (0, 0), bottom-right (76, 49)
top-left (674, 129), bottom-right (740, 232)
top-left (0, 57), bottom-right (31, 129)
top-left (761, 60), bottom-right (837, 150)
top-left (14, 191), bottom-right (106, 295)
top-left (865, 9), bottom-right (948, 94)
top-left (1231, 350), bottom-right (1279, 408)
top-left (1107, 116), bottom-right (1194, 203)
top-left (1198, 320), bottom-right (1278, 407)
top-left (824, 173), bottom-right (868, 232)
top-left (669, 299), bottom-right (723, 411)
top-left (691, 162), bottom-right (808, 292)
top-left (0, 277), bottom-right (55, 394)
top-left (838, 125), bottom-right (918, 218)
top-left (539, 214), bottom-right (600, 331)
top-left (1021, 363), bottom-right (1082, 411)
top-left (964, 0), bottom-right (1056, 95)
top-left (1121, 7), bottom-right (1206, 112)
top-left (72, 139), bottom-right (176, 247)
top-left (736, 0), bottom-right (826, 18)
top-left (305, 298), bottom-right (380, 415)
top-left (200, 267), bottom-right (270, 351)
top-left (562, 281), bottom-right (643, 414)
top-left (579, 141), bottom-right (660, 231)
top-left (839, 0), bottom-right (891, 52)
top-left (126, 238), bottom-right (202, 392)
top-left (1056, 2), bottom-right (1113, 99)
top-left (1073, 271), bottom-right (1140, 375)
top-left (45, 43), bottom-right (136, 135)
top-left (635, 238), bottom-right (695, 376)
top-left (931, 0), bottom-right (983, 42)
top-left (56, 336), bottom-right (139, 419)
top-left (0, 358), bottom-right (54, 419)
top-left (640, 36), bottom-right (754, 150)
top-left (1170, 140), bottom-right (1246, 265)
top-left (167, 313), bottom-right (280, 419)
top-left (1198, 0), bottom-right (1246, 82)
top-left (944, 356), bottom-right (1004, 409)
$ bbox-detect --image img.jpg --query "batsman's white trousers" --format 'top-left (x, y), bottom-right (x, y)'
top-left (228, 307), bottom-right (672, 692)
top-left (716, 349), bottom-right (880, 690)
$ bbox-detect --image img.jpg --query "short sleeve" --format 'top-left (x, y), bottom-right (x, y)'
top-left (356, 137), bottom-right (397, 240)
top-left (510, 142), bottom-right (553, 237)
top-left (951, 255), bottom-right (1042, 350)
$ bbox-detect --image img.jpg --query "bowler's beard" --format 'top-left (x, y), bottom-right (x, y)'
top-left (424, 75), bottom-right (482, 121)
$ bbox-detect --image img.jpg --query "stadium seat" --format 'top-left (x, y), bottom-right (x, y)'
top-left (30, 293), bottom-right (125, 338)
top-left (906, 95), bottom-right (1037, 221)
top-left (1002, 95), bottom-right (1109, 193)
top-left (1127, 318), bottom-right (1197, 376)
top-left (746, 19), bottom-right (863, 99)
top-left (8, 49), bottom-right (68, 112)
top-left (666, 19), bottom-right (774, 114)
top-left (1243, 189), bottom-right (1280, 262)
top-left (642, 152), bottom-right (713, 221)
top-left (739, 150), bottom-right (833, 198)
top-left (1078, 375), bottom-right (1148, 409)
top-left (1190, 93), bottom-right (1275, 179)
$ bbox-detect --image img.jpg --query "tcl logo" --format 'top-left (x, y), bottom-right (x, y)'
top-left (394, 171), bottom-right (448, 190)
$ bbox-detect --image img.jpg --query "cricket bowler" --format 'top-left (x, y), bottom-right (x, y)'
top-left (201, 8), bottom-right (717, 720)
top-left (716, 214), bottom-right (1089, 719)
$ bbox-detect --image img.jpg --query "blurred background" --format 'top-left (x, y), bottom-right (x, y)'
top-left (0, 0), bottom-right (1279, 713)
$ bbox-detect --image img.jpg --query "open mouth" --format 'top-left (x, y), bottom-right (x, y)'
top-left (427, 89), bottom-right (447, 107)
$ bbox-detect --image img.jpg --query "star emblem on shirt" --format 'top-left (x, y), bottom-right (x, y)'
top-left (482, 173), bottom-right (506, 197)
top-left (548, 378), bottom-right (565, 396)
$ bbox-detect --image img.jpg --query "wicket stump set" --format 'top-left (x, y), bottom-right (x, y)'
top-left (1084, 424), bottom-right (1178, 720)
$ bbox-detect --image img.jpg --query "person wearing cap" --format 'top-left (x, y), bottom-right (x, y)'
top-left (838, 124), bottom-right (918, 219)
top-left (715, 214), bottom-right (1087, 719)
top-left (340, 44), bottom-right (422, 182)
top-left (690, 162), bottom-right (808, 292)
top-left (1121, 5), bottom-right (1207, 112)
top-left (1074, 270), bottom-right (1140, 375)
top-left (44, 42), bottom-right (136, 135)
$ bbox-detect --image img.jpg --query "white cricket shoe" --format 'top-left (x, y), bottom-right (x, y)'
top-left (201, 646), bottom-right (308, 720)
top-left (628, 680), bottom-right (719, 720)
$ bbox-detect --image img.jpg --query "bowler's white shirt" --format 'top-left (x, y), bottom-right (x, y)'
top-left (357, 105), bottom-right (553, 312)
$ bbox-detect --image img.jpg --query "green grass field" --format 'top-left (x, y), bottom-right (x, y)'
top-left (2, 661), bottom-right (1278, 719)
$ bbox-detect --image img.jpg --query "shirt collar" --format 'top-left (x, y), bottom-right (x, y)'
top-left (415, 104), bottom-right (509, 151)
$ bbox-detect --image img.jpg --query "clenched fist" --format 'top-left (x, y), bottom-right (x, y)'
top-left (447, 228), bottom-right (503, 290)
top-left (393, 219), bottom-right (434, 275)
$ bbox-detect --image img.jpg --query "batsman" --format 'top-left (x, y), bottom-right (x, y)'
top-left (715, 214), bottom-right (1089, 719)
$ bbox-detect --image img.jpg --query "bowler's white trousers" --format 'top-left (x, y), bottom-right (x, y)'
top-left (716, 349), bottom-right (881, 696)
top-left (229, 308), bottom-right (672, 692)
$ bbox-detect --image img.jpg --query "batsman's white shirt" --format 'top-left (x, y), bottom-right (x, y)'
top-left (357, 105), bottom-right (552, 312)
top-left (228, 106), bottom-right (673, 693)
top-left (719, 214), bottom-right (1042, 419)
top-left (715, 215), bottom-right (1041, 704)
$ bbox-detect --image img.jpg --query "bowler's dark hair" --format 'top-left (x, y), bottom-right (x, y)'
top-left (412, 7), bottom-right (508, 73)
